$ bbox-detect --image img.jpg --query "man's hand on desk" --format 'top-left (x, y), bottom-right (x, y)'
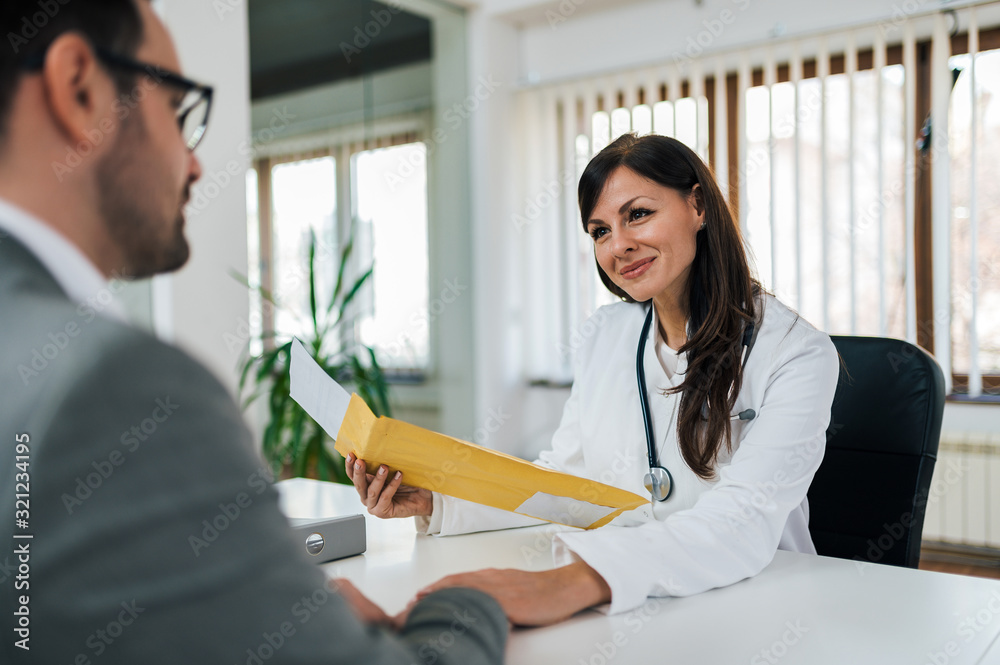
top-left (331, 578), bottom-right (396, 627)
top-left (411, 561), bottom-right (612, 627)
top-left (346, 452), bottom-right (433, 519)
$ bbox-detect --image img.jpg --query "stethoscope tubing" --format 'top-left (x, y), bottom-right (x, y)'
top-left (637, 306), bottom-right (756, 501)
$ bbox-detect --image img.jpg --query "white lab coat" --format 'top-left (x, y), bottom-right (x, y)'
top-left (417, 294), bottom-right (840, 615)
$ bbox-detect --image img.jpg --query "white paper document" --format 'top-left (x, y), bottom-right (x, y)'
top-left (514, 492), bottom-right (618, 529)
top-left (288, 338), bottom-right (352, 440)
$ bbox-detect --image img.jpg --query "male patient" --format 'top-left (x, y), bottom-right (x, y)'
top-left (0, 1), bottom-right (506, 662)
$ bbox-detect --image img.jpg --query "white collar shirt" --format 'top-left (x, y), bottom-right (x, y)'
top-left (0, 197), bottom-right (129, 324)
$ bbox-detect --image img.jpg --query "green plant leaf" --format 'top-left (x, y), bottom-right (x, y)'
top-left (231, 218), bottom-right (393, 483)
top-left (337, 266), bottom-right (374, 323)
top-left (228, 268), bottom-right (253, 290)
top-left (307, 229), bottom-right (319, 337)
top-left (230, 268), bottom-right (281, 308)
top-left (315, 432), bottom-right (331, 482)
top-left (238, 356), bottom-right (256, 395)
top-left (257, 342), bottom-right (291, 386)
top-left (240, 389), bottom-right (264, 411)
top-left (321, 446), bottom-right (349, 485)
top-left (367, 346), bottom-right (392, 417)
top-left (289, 407), bottom-right (308, 478)
top-left (329, 235), bottom-right (355, 314)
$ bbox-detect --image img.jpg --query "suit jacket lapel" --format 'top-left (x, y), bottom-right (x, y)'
top-left (0, 232), bottom-right (71, 303)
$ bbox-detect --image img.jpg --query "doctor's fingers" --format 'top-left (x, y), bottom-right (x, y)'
top-left (360, 463), bottom-right (395, 513)
top-left (345, 452), bottom-right (362, 481)
top-left (370, 471), bottom-right (406, 517)
top-left (346, 454), bottom-right (377, 503)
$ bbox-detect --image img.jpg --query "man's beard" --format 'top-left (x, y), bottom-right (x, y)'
top-left (95, 109), bottom-right (190, 279)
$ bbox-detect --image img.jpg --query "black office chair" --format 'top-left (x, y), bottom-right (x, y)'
top-left (807, 336), bottom-right (946, 568)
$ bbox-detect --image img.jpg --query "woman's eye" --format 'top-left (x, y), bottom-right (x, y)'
top-left (629, 207), bottom-right (651, 221)
top-left (589, 227), bottom-right (608, 240)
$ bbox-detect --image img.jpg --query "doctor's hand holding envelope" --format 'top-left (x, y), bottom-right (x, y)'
top-left (291, 133), bottom-right (840, 627)
top-left (343, 450), bottom-right (432, 520)
top-left (289, 338), bottom-right (649, 532)
top-left (289, 338), bottom-right (624, 626)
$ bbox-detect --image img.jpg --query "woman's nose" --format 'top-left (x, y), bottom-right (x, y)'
top-left (609, 226), bottom-right (638, 257)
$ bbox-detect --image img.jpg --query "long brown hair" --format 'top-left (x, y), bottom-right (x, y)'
top-left (578, 133), bottom-right (759, 479)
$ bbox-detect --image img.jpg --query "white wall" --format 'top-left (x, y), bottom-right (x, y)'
top-left (249, 62), bottom-right (432, 141)
top-left (466, 10), bottom-right (525, 454)
top-left (155, 0), bottom-right (251, 399)
top-left (508, 0), bottom-right (987, 86)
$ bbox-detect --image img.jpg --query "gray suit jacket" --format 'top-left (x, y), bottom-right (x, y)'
top-left (0, 234), bottom-right (507, 664)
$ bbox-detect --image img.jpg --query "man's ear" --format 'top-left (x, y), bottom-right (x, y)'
top-left (42, 33), bottom-right (116, 147)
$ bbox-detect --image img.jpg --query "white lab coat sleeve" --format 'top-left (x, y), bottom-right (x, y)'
top-left (417, 355), bottom-right (590, 537)
top-left (552, 330), bottom-right (839, 614)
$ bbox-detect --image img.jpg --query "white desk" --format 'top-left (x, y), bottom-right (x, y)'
top-left (277, 478), bottom-right (1000, 665)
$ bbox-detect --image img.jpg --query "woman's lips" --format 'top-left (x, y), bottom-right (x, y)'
top-left (620, 257), bottom-right (654, 279)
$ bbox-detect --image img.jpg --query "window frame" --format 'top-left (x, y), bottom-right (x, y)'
top-left (251, 131), bottom-right (432, 383)
top-left (711, 28), bottom-right (1000, 399)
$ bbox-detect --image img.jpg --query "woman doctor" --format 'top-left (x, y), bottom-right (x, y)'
top-left (346, 133), bottom-right (840, 626)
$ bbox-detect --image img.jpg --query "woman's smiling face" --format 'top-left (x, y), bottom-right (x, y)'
top-left (586, 166), bottom-right (704, 304)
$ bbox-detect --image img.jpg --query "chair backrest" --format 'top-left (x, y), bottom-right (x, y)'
top-left (807, 336), bottom-right (945, 568)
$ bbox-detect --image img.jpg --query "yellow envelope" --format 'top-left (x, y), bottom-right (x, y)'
top-left (335, 394), bottom-right (647, 529)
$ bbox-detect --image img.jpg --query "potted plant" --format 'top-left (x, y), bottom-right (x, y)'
top-left (235, 229), bottom-right (391, 483)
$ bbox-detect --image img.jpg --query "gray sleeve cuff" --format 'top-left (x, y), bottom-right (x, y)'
top-left (402, 587), bottom-right (508, 665)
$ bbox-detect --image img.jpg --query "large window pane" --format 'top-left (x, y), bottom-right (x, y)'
top-left (950, 50), bottom-right (1000, 376)
top-left (353, 143), bottom-right (430, 371)
top-left (245, 168), bottom-right (262, 358)
top-left (271, 157), bottom-right (337, 345)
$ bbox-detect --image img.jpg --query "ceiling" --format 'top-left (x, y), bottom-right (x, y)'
top-left (248, 0), bottom-right (432, 100)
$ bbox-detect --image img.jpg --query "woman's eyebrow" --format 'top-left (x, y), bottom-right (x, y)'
top-left (617, 195), bottom-right (644, 214)
top-left (588, 195), bottom-right (653, 228)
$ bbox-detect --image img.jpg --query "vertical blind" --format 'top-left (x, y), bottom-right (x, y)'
top-left (517, 3), bottom-right (1000, 395)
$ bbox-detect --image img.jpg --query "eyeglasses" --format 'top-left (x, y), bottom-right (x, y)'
top-left (21, 46), bottom-right (214, 151)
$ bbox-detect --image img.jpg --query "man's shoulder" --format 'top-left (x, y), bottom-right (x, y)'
top-left (3, 287), bottom-right (229, 431)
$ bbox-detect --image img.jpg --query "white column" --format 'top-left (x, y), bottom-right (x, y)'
top-left (846, 32), bottom-right (858, 334)
top-left (969, 8), bottom-right (982, 398)
top-left (791, 42), bottom-right (803, 312)
top-left (714, 59), bottom-right (729, 204)
top-left (737, 54), bottom-right (751, 237)
top-left (156, 0), bottom-right (251, 397)
top-left (931, 13), bottom-right (952, 392)
top-left (765, 47), bottom-right (777, 291)
top-left (818, 38), bottom-right (830, 333)
top-left (560, 88), bottom-right (580, 381)
top-left (875, 29), bottom-right (888, 337)
top-left (465, 8), bottom-right (522, 451)
top-left (904, 22), bottom-right (918, 344)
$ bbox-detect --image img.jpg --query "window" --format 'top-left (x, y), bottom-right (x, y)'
top-left (353, 143), bottom-right (430, 371)
top-left (249, 138), bottom-right (430, 376)
top-left (742, 65), bottom-right (909, 340)
top-left (529, 17), bottom-right (1000, 396)
top-left (949, 49), bottom-right (1000, 391)
top-left (271, 156), bottom-right (338, 346)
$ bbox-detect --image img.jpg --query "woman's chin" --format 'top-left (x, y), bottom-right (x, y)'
top-left (619, 284), bottom-right (653, 303)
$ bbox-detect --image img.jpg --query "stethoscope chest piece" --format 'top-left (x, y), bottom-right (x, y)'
top-left (644, 466), bottom-right (673, 502)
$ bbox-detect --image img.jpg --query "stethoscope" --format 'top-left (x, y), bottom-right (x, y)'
top-left (637, 306), bottom-right (757, 502)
